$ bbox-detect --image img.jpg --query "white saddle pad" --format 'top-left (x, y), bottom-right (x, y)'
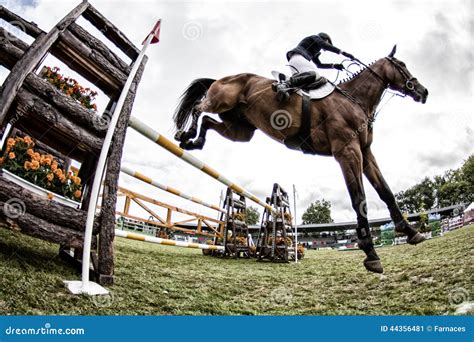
top-left (271, 70), bottom-right (335, 100)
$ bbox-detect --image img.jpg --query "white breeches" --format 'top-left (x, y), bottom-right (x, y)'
top-left (288, 54), bottom-right (320, 77)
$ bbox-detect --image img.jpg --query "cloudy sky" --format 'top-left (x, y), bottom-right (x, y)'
top-left (1, 0), bottom-right (473, 223)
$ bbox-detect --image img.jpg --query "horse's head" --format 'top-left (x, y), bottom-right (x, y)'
top-left (383, 45), bottom-right (428, 103)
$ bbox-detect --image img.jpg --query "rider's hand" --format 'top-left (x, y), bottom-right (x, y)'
top-left (341, 51), bottom-right (354, 59)
top-left (333, 64), bottom-right (344, 71)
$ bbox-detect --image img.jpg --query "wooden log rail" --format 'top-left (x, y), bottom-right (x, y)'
top-left (23, 73), bottom-right (107, 137)
top-left (82, 3), bottom-right (140, 61)
top-left (117, 187), bottom-right (224, 238)
top-left (0, 3), bottom-right (136, 98)
top-left (0, 1), bottom-right (90, 127)
top-left (0, 175), bottom-right (99, 233)
top-left (14, 88), bottom-right (103, 154)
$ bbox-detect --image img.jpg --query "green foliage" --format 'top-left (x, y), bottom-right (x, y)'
top-left (381, 228), bottom-right (395, 244)
top-left (245, 206), bottom-right (260, 225)
top-left (395, 177), bottom-right (435, 213)
top-left (302, 199), bottom-right (334, 224)
top-left (396, 154), bottom-right (474, 212)
top-left (429, 221), bottom-right (441, 236)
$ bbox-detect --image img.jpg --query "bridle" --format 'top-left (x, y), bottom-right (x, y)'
top-left (385, 57), bottom-right (418, 96)
top-left (335, 56), bottom-right (418, 130)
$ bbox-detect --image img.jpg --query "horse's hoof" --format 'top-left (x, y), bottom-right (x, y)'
top-left (407, 232), bottom-right (426, 245)
top-left (179, 141), bottom-right (190, 150)
top-left (363, 258), bottom-right (384, 273)
top-left (174, 131), bottom-right (184, 142)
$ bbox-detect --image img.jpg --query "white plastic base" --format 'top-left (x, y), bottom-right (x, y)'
top-left (64, 280), bottom-right (109, 295)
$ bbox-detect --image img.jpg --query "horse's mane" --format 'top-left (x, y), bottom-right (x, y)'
top-left (337, 60), bottom-right (377, 85)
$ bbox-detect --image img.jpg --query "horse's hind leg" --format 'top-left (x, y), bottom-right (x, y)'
top-left (180, 115), bottom-right (255, 150)
top-left (362, 147), bottom-right (425, 244)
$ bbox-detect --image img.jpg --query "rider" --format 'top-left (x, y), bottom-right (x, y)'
top-left (274, 32), bottom-right (354, 101)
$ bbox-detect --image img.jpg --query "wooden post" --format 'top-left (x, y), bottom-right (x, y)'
top-left (123, 196), bottom-right (131, 215)
top-left (98, 56), bottom-right (148, 285)
top-left (0, 1), bottom-right (89, 131)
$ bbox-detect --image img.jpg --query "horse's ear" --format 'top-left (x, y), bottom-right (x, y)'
top-left (388, 44), bottom-right (397, 58)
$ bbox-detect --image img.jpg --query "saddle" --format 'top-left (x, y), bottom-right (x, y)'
top-left (271, 71), bottom-right (334, 154)
top-left (271, 71), bottom-right (335, 100)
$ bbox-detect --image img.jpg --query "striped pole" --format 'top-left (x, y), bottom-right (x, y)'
top-left (115, 229), bottom-right (224, 251)
top-left (120, 165), bottom-right (225, 213)
top-left (129, 116), bottom-right (275, 213)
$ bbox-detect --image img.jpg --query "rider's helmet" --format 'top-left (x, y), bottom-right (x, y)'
top-left (318, 32), bottom-right (332, 45)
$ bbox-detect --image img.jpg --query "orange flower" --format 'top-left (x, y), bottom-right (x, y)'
top-left (24, 161), bottom-right (31, 170)
top-left (8, 152), bottom-right (15, 159)
top-left (51, 162), bottom-right (58, 171)
top-left (74, 190), bottom-right (82, 198)
top-left (46, 173), bottom-right (54, 182)
top-left (6, 138), bottom-right (15, 147)
top-left (54, 168), bottom-right (62, 177)
top-left (47, 192), bottom-right (54, 200)
top-left (73, 176), bottom-right (81, 185)
top-left (44, 157), bottom-right (52, 166)
top-left (0, 157), bottom-right (4, 165)
top-left (59, 174), bottom-right (66, 183)
top-left (24, 136), bottom-right (33, 145)
top-left (33, 152), bottom-right (40, 161)
top-left (27, 148), bottom-right (34, 157)
top-left (30, 160), bottom-right (40, 170)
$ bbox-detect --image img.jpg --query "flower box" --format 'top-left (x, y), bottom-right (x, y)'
top-left (1, 168), bottom-right (80, 209)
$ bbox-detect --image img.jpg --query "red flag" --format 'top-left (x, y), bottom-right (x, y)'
top-left (143, 19), bottom-right (161, 45)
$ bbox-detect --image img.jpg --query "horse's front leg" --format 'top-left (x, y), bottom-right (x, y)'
top-left (335, 144), bottom-right (383, 273)
top-left (362, 147), bottom-right (425, 244)
top-left (174, 106), bottom-right (201, 143)
top-left (180, 115), bottom-right (255, 150)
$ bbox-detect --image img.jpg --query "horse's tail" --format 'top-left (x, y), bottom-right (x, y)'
top-left (173, 78), bottom-right (216, 131)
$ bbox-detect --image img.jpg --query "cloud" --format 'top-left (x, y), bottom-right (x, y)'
top-left (3, 0), bottom-right (472, 224)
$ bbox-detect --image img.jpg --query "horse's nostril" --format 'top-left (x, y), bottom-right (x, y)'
top-left (424, 89), bottom-right (429, 96)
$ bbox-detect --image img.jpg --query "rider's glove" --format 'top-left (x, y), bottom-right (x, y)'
top-left (341, 51), bottom-right (354, 59)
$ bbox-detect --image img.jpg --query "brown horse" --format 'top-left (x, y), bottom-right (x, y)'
top-left (173, 46), bottom-right (428, 273)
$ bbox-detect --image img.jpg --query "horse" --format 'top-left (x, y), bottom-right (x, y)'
top-left (172, 46), bottom-right (429, 273)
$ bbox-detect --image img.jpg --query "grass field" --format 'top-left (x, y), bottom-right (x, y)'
top-left (0, 225), bottom-right (472, 315)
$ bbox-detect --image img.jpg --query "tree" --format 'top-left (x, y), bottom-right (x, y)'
top-left (395, 154), bottom-right (473, 213)
top-left (245, 206), bottom-right (260, 225)
top-left (302, 199), bottom-right (334, 224)
top-left (395, 177), bottom-right (435, 213)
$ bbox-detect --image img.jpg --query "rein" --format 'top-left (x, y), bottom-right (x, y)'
top-left (333, 57), bottom-right (416, 128)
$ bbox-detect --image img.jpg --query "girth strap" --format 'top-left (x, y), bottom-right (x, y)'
top-left (283, 94), bottom-right (316, 154)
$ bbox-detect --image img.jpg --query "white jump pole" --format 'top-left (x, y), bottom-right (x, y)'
top-left (293, 184), bottom-right (298, 263)
top-left (128, 116), bottom-right (276, 214)
top-left (120, 165), bottom-right (225, 213)
top-left (64, 21), bottom-right (161, 295)
top-left (115, 229), bottom-right (224, 251)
